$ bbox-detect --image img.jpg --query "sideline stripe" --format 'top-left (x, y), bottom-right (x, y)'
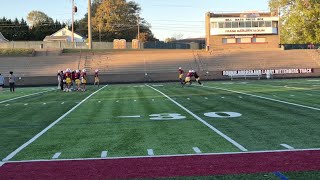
top-left (2, 85), bottom-right (108, 162)
top-left (147, 149), bottom-right (154, 156)
top-left (200, 85), bottom-right (320, 111)
top-left (146, 84), bottom-right (248, 152)
top-left (0, 161), bottom-right (4, 167)
top-left (6, 148), bottom-right (320, 164)
top-left (193, 147), bottom-right (202, 154)
top-left (274, 171), bottom-right (289, 180)
top-left (280, 144), bottom-right (294, 150)
top-left (0, 89), bottom-right (56, 104)
top-left (101, 151), bottom-right (108, 158)
top-left (52, 152), bottom-right (61, 159)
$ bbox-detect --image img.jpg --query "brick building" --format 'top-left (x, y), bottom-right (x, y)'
top-left (205, 11), bottom-right (280, 50)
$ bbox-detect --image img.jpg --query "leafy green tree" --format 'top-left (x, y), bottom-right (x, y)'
top-left (269, 0), bottom-right (320, 44)
top-left (89, 0), bottom-right (156, 41)
top-left (27, 11), bottom-right (54, 28)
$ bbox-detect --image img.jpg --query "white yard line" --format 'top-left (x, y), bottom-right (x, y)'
top-left (280, 144), bottom-right (295, 150)
top-left (200, 85), bottom-right (320, 111)
top-left (147, 149), bottom-right (154, 156)
top-left (52, 152), bottom-right (61, 159)
top-left (101, 151), bottom-right (108, 158)
top-left (146, 84), bottom-right (248, 152)
top-left (1, 85), bottom-right (108, 162)
top-left (193, 147), bottom-right (202, 154)
top-left (5, 148), bottom-right (320, 164)
top-left (0, 89), bottom-right (56, 104)
top-left (118, 115), bottom-right (141, 118)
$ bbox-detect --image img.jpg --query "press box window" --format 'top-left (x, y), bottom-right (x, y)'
top-left (232, 22), bottom-right (239, 28)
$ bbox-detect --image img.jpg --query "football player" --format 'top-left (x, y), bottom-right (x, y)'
top-left (182, 70), bottom-right (193, 87)
top-left (81, 69), bottom-right (87, 92)
top-left (192, 70), bottom-right (202, 85)
top-left (94, 69), bottom-right (100, 88)
top-left (65, 68), bottom-right (72, 92)
top-left (178, 67), bottom-right (184, 84)
top-left (75, 69), bottom-right (81, 91)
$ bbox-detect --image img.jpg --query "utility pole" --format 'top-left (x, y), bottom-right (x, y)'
top-left (99, 24), bottom-right (101, 42)
top-left (72, 0), bottom-right (75, 47)
top-left (88, 0), bottom-right (92, 49)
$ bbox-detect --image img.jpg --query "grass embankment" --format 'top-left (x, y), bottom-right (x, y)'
top-left (0, 48), bottom-right (34, 56)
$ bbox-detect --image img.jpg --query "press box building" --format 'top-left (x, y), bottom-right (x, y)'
top-left (205, 11), bottom-right (280, 49)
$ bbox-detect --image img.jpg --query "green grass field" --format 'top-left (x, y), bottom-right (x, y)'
top-left (1, 79), bottom-right (320, 178)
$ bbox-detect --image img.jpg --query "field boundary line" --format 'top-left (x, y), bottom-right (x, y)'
top-left (0, 89), bottom-right (56, 104)
top-left (199, 85), bottom-right (320, 111)
top-left (145, 84), bottom-right (248, 152)
top-left (1, 85), bottom-right (108, 163)
top-left (5, 148), bottom-right (320, 164)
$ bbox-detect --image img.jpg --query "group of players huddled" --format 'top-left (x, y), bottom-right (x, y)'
top-left (178, 67), bottom-right (202, 86)
top-left (57, 68), bottom-right (100, 92)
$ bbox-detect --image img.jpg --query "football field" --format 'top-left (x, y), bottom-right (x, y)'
top-left (1, 79), bottom-right (320, 179)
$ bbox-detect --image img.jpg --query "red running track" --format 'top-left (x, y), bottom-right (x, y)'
top-left (0, 150), bottom-right (319, 180)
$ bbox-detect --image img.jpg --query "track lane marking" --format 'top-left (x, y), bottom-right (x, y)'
top-left (2, 85), bottom-right (108, 162)
top-left (0, 89), bottom-right (56, 104)
top-left (146, 84), bottom-right (248, 152)
top-left (199, 85), bottom-right (320, 111)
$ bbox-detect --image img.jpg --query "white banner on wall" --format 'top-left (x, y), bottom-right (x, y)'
top-left (223, 69), bottom-right (313, 76)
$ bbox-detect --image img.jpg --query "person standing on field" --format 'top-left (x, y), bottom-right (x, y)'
top-left (178, 67), bottom-right (184, 84)
top-left (9, 71), bottom-right (15, 92)
top-left (57, 71), bottom-right (61, 89)
top-left (0, 73), bottom-right (4, 91)
top-left (94, 69), bottom-right (100, 88)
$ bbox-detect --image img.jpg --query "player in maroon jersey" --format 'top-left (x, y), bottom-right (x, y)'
top-left (75, 69), bottom-right (81, 91)
top-left (81, 69), bottom-right (87, 92)
top-left (65, 68), bottom-right (72, 92)
top-left (178, 67), bottom-right (184, 84)
top-left (192, 70), bottom-right (202, 85)
top-left (182, 70), bottom-right (193, 87)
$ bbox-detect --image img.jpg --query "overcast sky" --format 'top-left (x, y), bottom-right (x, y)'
top-left (0, 0), bottom-right (270, 40)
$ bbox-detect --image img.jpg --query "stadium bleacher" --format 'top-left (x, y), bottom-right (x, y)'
top-left (0, 49), bottom-right (319, 83)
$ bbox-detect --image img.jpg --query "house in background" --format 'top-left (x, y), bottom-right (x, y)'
top-left (43, 26), bottom-right (85, 42)
top-left (0, 32), bottom-right (9, 42)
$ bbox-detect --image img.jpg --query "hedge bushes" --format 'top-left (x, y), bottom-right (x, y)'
top-left (0, 48), bottom-right (35, 56)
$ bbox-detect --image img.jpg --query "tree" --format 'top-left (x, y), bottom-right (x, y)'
top-left (27, 11), bottom-right (54, 28)
top-left (90, 0), bottom-right (156, 41)
top-left (269, 0), bottom-right (320, 44)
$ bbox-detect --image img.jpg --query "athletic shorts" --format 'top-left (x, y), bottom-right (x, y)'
top-left (66, 78), bottom-right (72, 84)
top-left (185, 77), bottom-right (190, 82)
top-left (81, 79), bottom-right (87, 84)
top-left (179, 74), bottom-right (183, 79)
top-left (75, 79), bottom-right (81, 85)
top-left (94, 77), bottom-right (100, 83)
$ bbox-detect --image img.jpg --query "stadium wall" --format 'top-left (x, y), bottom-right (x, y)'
top-left (2, 70), bottom-right (320, 87)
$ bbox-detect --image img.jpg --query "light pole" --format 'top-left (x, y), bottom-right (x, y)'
top-left (137, 14), bottom-right (140, 48)
top-left (88, 0), bottom-right (92, 49)
top-left (72, 0), bottom-right (75, 47)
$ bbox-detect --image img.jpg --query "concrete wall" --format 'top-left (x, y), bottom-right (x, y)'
top-left (3, 69), bottom-right (320, 87)
top-left (0, 42), bottom-right (131, 50)
top-left (209, 35), bottom-right (279, 49)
